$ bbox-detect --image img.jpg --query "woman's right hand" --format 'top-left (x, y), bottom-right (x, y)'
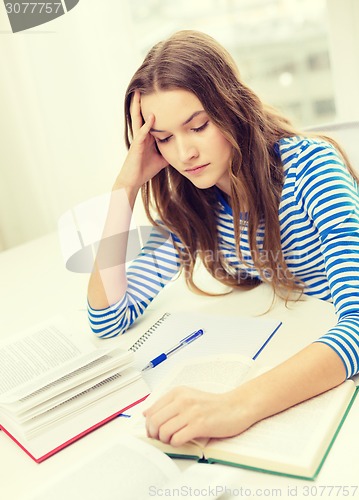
top-left (114, 91), bottom-right (168, 192)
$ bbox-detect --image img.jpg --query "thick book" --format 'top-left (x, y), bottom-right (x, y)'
top-left (0, 316), bottom-right (149, 463)
top-left (133, 354), bottom-right (358, 480)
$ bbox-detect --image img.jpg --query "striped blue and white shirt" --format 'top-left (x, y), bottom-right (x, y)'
top-left (88, 136), bottom-right (359, 378)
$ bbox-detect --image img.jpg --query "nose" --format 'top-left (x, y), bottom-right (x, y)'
top-left (177, 138), bottom-right (199, 164)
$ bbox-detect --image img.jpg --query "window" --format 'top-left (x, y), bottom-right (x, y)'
top-left (128, 0), bottom-right (335, 127)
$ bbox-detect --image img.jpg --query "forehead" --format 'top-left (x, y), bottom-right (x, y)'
top-left (140, 89), bottom-right (204, 130)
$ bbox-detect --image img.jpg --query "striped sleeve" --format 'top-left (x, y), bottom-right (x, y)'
top-left (88, 223), bottom-right (181, 338)
top-left (294, 140), bottom-right (359, 377)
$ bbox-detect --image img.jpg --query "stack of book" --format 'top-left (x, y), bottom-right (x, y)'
top-left (0, 316), bottom-right (149, 462)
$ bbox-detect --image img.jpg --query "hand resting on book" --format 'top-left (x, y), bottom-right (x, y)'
top-left (144, 343), bottom-right (347, 447)
top-left (143, 383), bottom-right (258, 447)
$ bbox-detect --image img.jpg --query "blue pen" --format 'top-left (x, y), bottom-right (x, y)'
top-left (141, 329), bottom-right (204, 371)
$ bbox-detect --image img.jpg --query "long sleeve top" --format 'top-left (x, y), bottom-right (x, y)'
top-left (88, 136), bottom-right (359, 378)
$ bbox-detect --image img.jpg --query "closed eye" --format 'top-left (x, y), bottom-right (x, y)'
top-left (155, 121), bottom-right (209, 144)
top-left (192, 121), bottom-right (209, 133)
top-left (156, 135), bottom-right (172, 144)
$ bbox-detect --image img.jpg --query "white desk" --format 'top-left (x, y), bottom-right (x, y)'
top-left (1, 233), bottom-right (358, 500)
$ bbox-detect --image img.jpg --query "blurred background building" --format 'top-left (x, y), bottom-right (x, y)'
top-left (129, 0), bottom-right (335, 127)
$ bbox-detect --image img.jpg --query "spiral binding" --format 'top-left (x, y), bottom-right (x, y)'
top-left (129, 312), bottom-right (171, 352)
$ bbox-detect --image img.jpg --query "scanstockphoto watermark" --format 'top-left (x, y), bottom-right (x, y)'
top-left (148, 484), bottom-right (283, 497)
top-left (56, 192), bottom-right (311, 277)
top-left (148, 484), bottom-right (359, 497)
top-left (57, 222), bottom-right (311, 278)
top-left (3, 0), bottom-right (80, 33)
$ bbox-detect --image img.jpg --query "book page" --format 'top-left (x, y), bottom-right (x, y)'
top-left (22, 368), bottom-right (141, 438)
top-left (26, 435), bottom-right (179, 500)
top-left (154, 354), bottom-right (255, 395)
top-left (8, 351), bottom-right (134, 413)
top-left (0, 323), bottom-right (81, 394)
top-left (205, 381), bottom-right (356, 475)
top-left (16, 364), bottom-right (135, 420)
top-left (0, 316), bottom-right (129, 403)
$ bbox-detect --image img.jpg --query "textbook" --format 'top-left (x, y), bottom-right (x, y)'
top-left (0, 316), bottom-right (149, 463)
top-left (133, 354), bottom-right (358, 480)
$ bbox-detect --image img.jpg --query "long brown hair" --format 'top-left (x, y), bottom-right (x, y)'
top-left (124, 30), bottom-right (356, 298)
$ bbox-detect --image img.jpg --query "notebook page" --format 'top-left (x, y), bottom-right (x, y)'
top-left (132, 312), bottom-right (281, 390)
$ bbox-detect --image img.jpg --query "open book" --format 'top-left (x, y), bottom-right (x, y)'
top-left (0, 316), bottom-right (149, 462)
top-left (133, 354), bottom-right (358, 480)
top-left (27, 435), bottom-right (240, 500)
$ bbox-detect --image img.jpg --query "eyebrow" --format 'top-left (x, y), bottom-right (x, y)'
top-left (150, 110), bottom-right (206, 133)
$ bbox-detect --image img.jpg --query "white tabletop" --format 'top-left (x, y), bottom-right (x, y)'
top-left (0, 232), bottom-right (358, 500)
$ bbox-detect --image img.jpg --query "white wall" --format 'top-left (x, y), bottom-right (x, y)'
top-left (327, 0), bottom-right (359, 121)
top-left (0, 0), bottom-right (142, 250)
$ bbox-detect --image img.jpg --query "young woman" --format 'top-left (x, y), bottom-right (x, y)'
top-left (87, 30), bottom-right (359, 446)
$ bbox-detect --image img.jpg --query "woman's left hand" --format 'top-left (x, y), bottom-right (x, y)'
top-left (143, 385), bottom-right (256, 447)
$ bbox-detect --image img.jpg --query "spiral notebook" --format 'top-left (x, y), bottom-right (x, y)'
top-left (129, 312), bottom-right (282, 390)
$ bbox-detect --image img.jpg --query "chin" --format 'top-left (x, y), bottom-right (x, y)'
top-left (190, 180), bottom-right (217, 190)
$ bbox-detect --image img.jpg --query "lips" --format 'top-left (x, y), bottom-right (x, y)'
top-left (185, 163), bottom-right (209, 173)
